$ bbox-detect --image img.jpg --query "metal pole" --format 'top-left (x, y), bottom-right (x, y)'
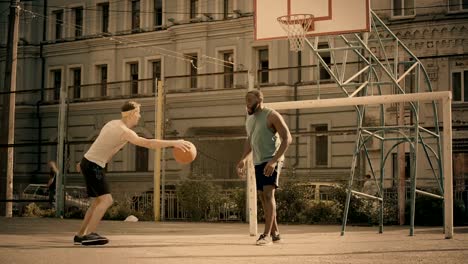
top-left (2, 0), bottom-right (20, 217)
top-left (154, 79), bottom-right (163, 221)
top-left (265, 92), bottom-right (451, 110)
top-left (398, 104), bottom-right (406, 225)
top-left (247, 71), bottom-right (257, 236)
top-left (161, 82), bottom-right (166, 221)
top-left (442, 96), bottom-right (453, 239)
top-left (161, 148), bottom-right (166, 221)
top-left (55, 85), bottom-right (67, 218)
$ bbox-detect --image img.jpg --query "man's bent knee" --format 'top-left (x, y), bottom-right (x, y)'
top-left (97, 194), bottom-right (113, 207)
top-left (263, 186), bottom-right (275, 201)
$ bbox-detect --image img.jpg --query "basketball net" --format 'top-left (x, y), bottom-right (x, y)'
top-left (277, 14), bottom-right (314, 52)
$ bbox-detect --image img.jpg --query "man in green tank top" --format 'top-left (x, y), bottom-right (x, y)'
top-left (237, 90), bottom-right (292, 246)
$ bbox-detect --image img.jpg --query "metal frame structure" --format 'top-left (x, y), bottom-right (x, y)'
top-left (266, 10), bottom-right (453, 238)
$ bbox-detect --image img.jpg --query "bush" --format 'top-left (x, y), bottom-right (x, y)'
top-left (22, 203), bottom-right (55, 217)
top-left (65, 206), bottom-right (86, 219)
top-left (276, 182), bottom-right (313, 223)
top-left (230, 187), bottom-right (246, 221)
top-left (303, 200), bottom-right (342, 224)
top-left (329, 185), bottom-right (371, 224)
top-left (177, 176), bottom-right (223, 221)
top-left (404, 196), bottom-right (466, 226)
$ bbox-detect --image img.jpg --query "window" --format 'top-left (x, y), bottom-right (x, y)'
top-left (52, 70), bottom-right (62, 100)
top-left (223, 51), bottom-right (234, 88)
top-left (392, 0), bottom-right (415, 17)
top-left (99, 65), bottom-right (107, 96)
top-left (223, 0), bottom-right (232, 19)
top-left (190, 0), bottom-right (198, 19)
top-left (449, 0), bottom-right (468, 12)
top-left (318, 44), bottom-right (331, 80)
top-left (311, 124), bottom-right (328, 167)
top-left (130, 63), bottom-right (139, 94)
top-left (258, 48), bottom-right (269, 83)
top-left (135, 145), bottom-right (148, 171)
top-left (131, 0), bottom-right (140, 31)
top-left (152, 60), bottom-right (162, 93)
top-left (187, 54), bottom-right (198, 88)
top-left (74, 7), bottom-right (83, 37)
top-left (452, 70), bottom-right (468, 102)
top-left (154, 0), bottom-right (163, 27)
top-left (54, 10), bottom-right (63, 39)
top-left (72, 68), bottom-right (81, 99)
top-left (100, 3), bottom-right (109, 33)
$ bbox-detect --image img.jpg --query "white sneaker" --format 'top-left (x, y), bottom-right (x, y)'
top-left (256, 234), bottom-right (273, 246)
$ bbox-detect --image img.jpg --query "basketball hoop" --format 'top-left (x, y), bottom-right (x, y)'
top-left (277, 14), bottom-right (314, 52)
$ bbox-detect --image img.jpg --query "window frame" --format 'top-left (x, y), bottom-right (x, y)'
top-left (99, 3), bottom-right (110, 33)
top-left (391, 0), bottom-right (416, 18)
top-left (448, 0), bottom-right (468, 13)
top-left (53, 10), bottom-right (64, 39)
top-left (73, 7), bottom-right (84, 37)
top-left (52, 69), bottom-right (62, 100)
top-left (72, 67), bottom-right (82, 99)
top-left (98, 64), bottom-right (108, 97)
top-left (308, 122), bottom-right (331, 168)
top-left (187, 53), bottom-right (198, 88)
top-left (129, 62), bottom-right (139, 94)
top-left (257, 48), bottom-right (269, 84)
top-left (152, 60), bottom-right (162, 93)
top-left (223, 51), bottom-right (234, 88)
top-left (190, 0), bottom-right (199, 19)
top-left (131, 0), bottom-right (141, 32)
top-left (154, 0), bottom-right (163, 27)
top-left (451, 69), bottom-right (468, 103)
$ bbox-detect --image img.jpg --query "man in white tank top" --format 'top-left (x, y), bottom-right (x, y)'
top-left (74, 101), bottom-right (192, 246)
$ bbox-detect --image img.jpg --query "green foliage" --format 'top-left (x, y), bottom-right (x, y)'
top-left (176, 176), bottom-right (223, 221)
top-left (329, 185), bottom-right (371, 224)
top-left (303, 200), bottom-right (342, 224)
top-left (404, 195), bottom-right (466, 226)
top-left (22, 203), bottom-right (55, 217)
top-left (230, 187), bottom-right (247, 221)
top-left (275, 182), bottom-right (314, 223)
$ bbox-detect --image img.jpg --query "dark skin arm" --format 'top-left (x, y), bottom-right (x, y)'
top-left (236, 137), bottom-right (252, 179)
top-left (263, 110), bottom-right (292, 176)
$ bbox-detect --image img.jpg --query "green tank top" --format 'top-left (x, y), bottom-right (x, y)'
top-left (246, 107), bottom-right (281, 165)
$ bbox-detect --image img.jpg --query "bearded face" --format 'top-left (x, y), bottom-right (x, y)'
top-left (246, 94), bottom-right (261, 115)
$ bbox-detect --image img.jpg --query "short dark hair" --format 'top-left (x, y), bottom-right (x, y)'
top-left (246, 90), bottom-right (264, 100)
top-left (121, 101), bottom-right (140, 112)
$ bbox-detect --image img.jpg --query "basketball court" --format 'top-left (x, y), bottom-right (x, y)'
top-left (1, 217), bottom-right (468, 264)
top-left (0, 0), bottom-right (461, 262)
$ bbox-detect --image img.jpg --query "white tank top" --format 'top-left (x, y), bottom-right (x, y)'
top-left (84, 120), bottom-right (132, 168)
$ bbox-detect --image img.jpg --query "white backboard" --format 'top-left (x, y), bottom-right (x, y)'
top-left (255, 0), bottom-right (371, 40)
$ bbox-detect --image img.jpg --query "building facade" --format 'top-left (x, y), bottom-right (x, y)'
top-left (0, 0), bottom-right (467, 196)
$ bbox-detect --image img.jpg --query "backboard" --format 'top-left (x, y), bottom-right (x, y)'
top-left (255, 0), bottom-right (370, 41)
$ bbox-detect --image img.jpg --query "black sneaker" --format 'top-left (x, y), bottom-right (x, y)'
top-left (73, 235), bottom-right (84, 245)
top-left (271, 233), bottom-right (281, 243)
top-left (90, 233), bottom-right (107, 240)
top-left (81, 233), bottom-right (109, 246)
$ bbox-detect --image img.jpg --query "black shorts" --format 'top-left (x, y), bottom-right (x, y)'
top-left (80, 158), bottom-right (110, 197)
top-left (255, 161), bottom-right (283, 191)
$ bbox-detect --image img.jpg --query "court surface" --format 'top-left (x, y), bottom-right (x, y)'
top-left (1, 217), bottom-right (467, 264)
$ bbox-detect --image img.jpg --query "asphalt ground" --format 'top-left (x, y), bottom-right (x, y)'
top-left (0, 217), bottom-right (467, 264)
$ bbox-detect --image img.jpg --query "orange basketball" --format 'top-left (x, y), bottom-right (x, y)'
top-left (173, 141), bottom-right (197, 164)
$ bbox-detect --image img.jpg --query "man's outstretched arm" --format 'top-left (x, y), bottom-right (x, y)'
top-left (122, 129), bottom-right (191, 151)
